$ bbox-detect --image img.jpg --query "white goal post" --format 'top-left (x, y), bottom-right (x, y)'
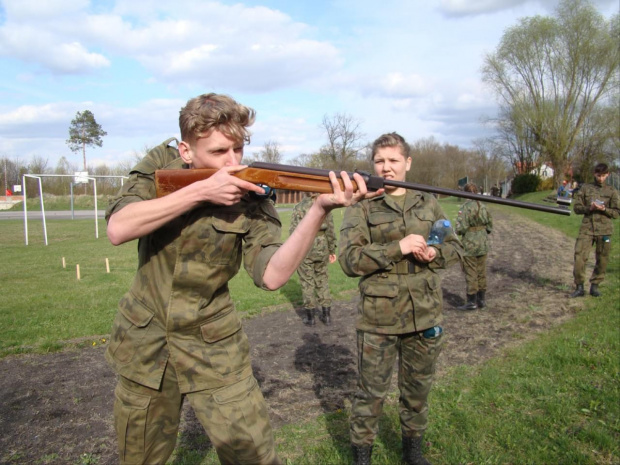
top-left (22, 174), bottom-right (127, 246)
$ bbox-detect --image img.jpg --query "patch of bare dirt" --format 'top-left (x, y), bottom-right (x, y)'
top-left (0, 210), bottom-right (587, 464)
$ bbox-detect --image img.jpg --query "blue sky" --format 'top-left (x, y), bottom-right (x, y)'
top-left (0, 0), bottom-right (617, 169)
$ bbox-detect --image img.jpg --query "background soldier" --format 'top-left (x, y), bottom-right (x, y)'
top-left (570, 163), bottom-right (619, 298)
top-left (455, 183), bottom-right (494, 310)
top-left (290, 193), bottom-right (337, 326)
top-left (105, 93), bottom-right (375, 465)
top-left (339, 132), bottom-right (463, 465)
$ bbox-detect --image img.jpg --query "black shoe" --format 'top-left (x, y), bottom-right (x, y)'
top-left (476, 290), bottom-right (486, 309)
top-left (590, 284), bottom-right (601, 297)
top-left (302, 308), bottom-right (316, 326)
top-left (570, 284), bottom-right (585, 298)
top-left (351, 444), bottom-right (373, 465)
top-left (458, 294), bottom-right (477, 311)
top-left (402, 435), bottom-right (431, 465)
top-left (319, 307), bottom-right (332, 325)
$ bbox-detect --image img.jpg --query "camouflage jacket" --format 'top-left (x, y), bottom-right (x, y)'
top-left (573, 182), bottom-right (619, 236)
top-left (338, 191), bottom-right (463, 334)
top-left (455, 200), bottom-right (493, 257)
top-left (104, 139), bottom-right (282, 393)
top-left (289, 195), bottom-right (336, 261)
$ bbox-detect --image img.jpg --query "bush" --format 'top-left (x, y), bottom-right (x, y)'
top-left (538, 178), bottom-right (554, 191)
top-left (512, 174), bottom-right (540, 194)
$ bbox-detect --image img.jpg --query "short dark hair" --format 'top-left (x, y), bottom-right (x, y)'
top-left (594, 163), bottom-right (609, 175)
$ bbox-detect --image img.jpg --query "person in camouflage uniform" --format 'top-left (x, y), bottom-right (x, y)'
top-left (105, 93), bottom-right (376, 465)
top-left (455, 183), bottom-right (493, 311)
top-left (570, 163), bottom-right (619, 298)
top-left (338, 133), bottom-right (463, 465)
top-left (289, 193), bottom-right (337, 326)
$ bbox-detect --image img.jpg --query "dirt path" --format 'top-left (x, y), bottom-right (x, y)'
top-left (0, 210), bottom-right (586, 465)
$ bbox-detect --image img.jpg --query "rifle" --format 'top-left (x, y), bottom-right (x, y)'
top-left (155, 161), bottom-right (571, 216)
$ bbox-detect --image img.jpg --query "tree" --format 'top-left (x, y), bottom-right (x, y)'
top-left (66, 110), bottom-right (107, 171)
top-left (319, 113), bottom-right (365, 171)
top-left (247, 140), bottom-right (283, 165)
top-left (482, 0), bottom-right (619, 187)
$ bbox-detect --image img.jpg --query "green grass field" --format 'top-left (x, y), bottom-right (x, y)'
top-left (1, 191), bottom-right (618, 464)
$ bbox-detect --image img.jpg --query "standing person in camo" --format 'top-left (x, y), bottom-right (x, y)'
top-left (338, 132), bottom-right (463, 465)
top-left (104, 92), bottom-right (376, 465)
top-left (289, 193), bottom-right (337, 326)
top-left (455, 182), bottom-right (494, 311)
top-left (570, 163), bottom-right (619, 298)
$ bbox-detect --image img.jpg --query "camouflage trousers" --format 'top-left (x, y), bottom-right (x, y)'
top-left (462, 254), bottom-right (487, 294)
top-left (350, 330), bottom-right (444, 446)
top-left (573, 235), bottom-right (612, 285)
top-left (113, 363), bottom-right (280, 465)
top-left (297, 256), bottom-right (332, 309)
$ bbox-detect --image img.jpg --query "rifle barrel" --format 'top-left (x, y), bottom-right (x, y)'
top-left (249, 162), bottom-right (571, 216)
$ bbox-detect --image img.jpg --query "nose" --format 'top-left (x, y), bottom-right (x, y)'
top-left (224, 149), bottom-right (239, 166)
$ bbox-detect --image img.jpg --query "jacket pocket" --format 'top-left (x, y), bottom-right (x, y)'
top-left (209, 213), bottom-right (250, 265)
top-left (360, 278), bottom-right (400, 327)
top-left (108, 292), bottom-right (155, 364)
top-left (200, 311), bottom-right (242, 343)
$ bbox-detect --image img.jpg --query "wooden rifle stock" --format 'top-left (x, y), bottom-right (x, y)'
top-left (155, 161), bottom-right (570, 216)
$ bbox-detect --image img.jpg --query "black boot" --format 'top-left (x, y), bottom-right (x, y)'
top-left (590, 284), bottom-right (601, 297)
top-left (302, 308), bottom-right (315, 326)
top-left (319, 306), bottom-right (332, 325)
top-left (351, 444), bottom-right (373, 465)
top-left (402, 435), bottom-right (431, 465)
top-left (476, 290), bottom-right (486, 309)
top-left (570, 284), bottom-right (585, 298)
top-left (458, 294), bottom-right (477, 311)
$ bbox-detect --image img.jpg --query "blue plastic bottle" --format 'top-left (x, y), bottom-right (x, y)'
top-left (427, 219), bottom-right (452, 245)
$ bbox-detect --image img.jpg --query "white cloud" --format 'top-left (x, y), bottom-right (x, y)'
top-left (439, 0), bottom-right (524, 16)
top-left (1, 0), bottom-right (88, 20)
top-left (0, 0), bottom-right (342, 90)
top-left (438, 0), bottom-right (619, 17)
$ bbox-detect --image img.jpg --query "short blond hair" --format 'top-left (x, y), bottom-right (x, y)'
top-left (179, 93), bottom-right (256, 145)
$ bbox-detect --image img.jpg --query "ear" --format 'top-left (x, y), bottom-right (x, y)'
top-left (178, 141), bottom-right (193, 165)
top-left (405, 156), bottom-right (412, 172)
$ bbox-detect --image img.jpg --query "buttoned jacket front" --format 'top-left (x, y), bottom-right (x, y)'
top-left (338, 191), bottom-right (462, 334)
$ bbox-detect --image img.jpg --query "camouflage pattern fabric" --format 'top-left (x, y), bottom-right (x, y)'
top-left (455, 199), bottom-right (492, 294)
top-left (461, 255), bottom-right (487, 294)
top-left (572, 182), bottom-right (619, 285)
top-left (105, 139), bottom-right (283, 463)
top-left (350, 330), bottom-right (444, 445)
top-left (289, 195), bottom-right (336, 309)
top-left (338, 191), bottom-right (462, 446)
top-left (573, 182), bottom-right (619, 237)
top-left (455, 199), bottom-right (493, 257)
top-left (114, 365), bottom-right (280, 465)
top-left (338, 191), bottom-right (463, 334)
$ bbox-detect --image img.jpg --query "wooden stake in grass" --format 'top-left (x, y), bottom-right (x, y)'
top-left (62, 257), bottom-right (66, 269)
top-left (105, 258), bottom-right (110, 273)
top-left (76, 264), bottom-right (81, 281)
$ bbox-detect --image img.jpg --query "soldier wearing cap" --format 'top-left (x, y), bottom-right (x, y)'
top-left (339, 132), bottom-right (463, 465)
top-left (570, 163), bottom-right (619, 298)
top-left (105, 93), bottom-right (376, 465)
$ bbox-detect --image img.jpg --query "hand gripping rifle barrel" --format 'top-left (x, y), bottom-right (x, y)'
top-left (155, 161), bottom-right (571, 216)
